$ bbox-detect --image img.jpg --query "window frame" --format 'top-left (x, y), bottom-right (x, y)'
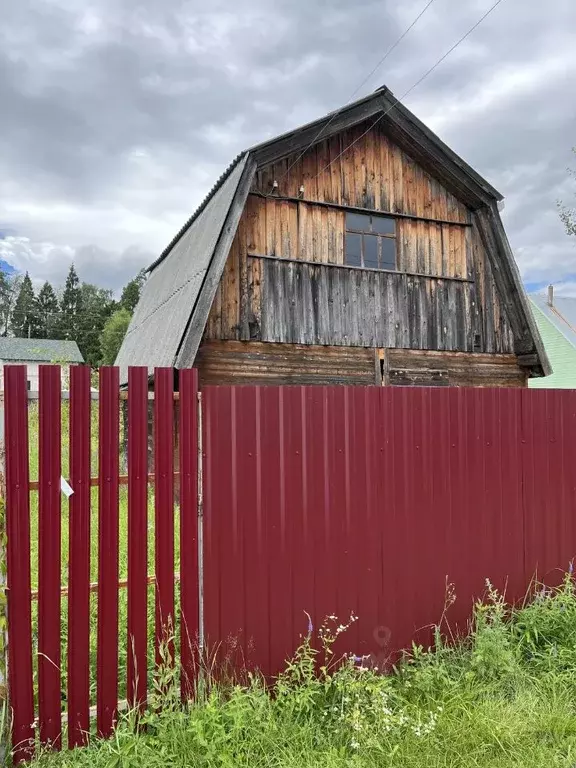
top-left (344, 212), bottom-right (397, 271)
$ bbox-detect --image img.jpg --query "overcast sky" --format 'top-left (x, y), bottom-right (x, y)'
top-left (0, 0), bottom-right (575, 295)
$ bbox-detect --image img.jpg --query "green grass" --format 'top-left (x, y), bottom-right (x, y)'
top-left (25, 574), bottom-right (576, 768)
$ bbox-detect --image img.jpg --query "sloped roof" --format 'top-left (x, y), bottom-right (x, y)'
top-left (115, 154), bottom-right (255, 383)
top-left (248, 85), bottom-right (503, 207)
top-left (115, 85), bottom-right (549, 380)
top-left (0, 337), bottom-right (84, 363)
top-left (529, 294), bottom-right (576, 388)
top-left (530, 293), bottom-right (576, 347)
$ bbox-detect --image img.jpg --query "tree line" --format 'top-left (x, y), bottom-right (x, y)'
top-left (0, 264), bottom-right (145, 366)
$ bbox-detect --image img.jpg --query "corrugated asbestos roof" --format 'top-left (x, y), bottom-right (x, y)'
top-left (115, 155), bottom-right (251, 384)
top-left (0, 337), bottom-right (84, 363)
top-left (529, 294), bottom-right (576, 388)
top-left (148, 152), bottom-right (246, 273)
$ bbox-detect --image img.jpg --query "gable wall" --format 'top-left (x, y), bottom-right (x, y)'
top-left (201, 122), bottom-right (520, 383)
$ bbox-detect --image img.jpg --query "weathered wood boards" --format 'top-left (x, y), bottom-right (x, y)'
top-left (250, 257), bottom-right (504, 353)
top-left (196, 341), bottom-right (375, 386)
top-left (200, 121), bottom-right (523, 386)
top-left (196, 341), bottom-right (526, 388)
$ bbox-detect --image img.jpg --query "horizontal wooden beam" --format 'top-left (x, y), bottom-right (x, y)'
top-left (249, 192), bottom-right (471, 228)
top-left (517, 354), bottom-right (538, 367)
top-left (247, 252), bottom-right (474, 283)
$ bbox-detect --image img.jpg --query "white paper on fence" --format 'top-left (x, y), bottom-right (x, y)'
top-left (60, 476), bottom-right (74, 498)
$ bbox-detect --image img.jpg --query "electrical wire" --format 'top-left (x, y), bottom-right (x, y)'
top-left (312, 0), bottom-right (507, 182)
top-left (279, 0), bottom-right (439, 182)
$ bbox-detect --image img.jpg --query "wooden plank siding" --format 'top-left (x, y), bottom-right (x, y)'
top-left (387, 349), bottom-right (527, 388)
top-left (248, 257), bottom-right (492, 352)
top-left (196, 341), bottom-right (526, 388)
top-left (202, 120), bottom-right (518, 383)
top-left (251, 121), bottom-right (469, 222)
top-left (196, 341), bottom-right (376, 386)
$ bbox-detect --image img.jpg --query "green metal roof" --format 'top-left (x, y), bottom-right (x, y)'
top-left (528, 298), bottom-right (576, 388)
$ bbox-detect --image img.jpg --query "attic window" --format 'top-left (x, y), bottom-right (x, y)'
top-left (345, 212), bottom-right (396, 270)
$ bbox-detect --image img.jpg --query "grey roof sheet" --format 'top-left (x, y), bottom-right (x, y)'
top-left (529, 293), bottom-right (576, 348)
top-left (115, 155), bottom-right (250, 383)
top-left (0, 337), bottom-right (84, 363)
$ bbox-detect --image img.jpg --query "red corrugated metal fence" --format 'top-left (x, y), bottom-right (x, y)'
top-left (203, 385), bottom-right (576, 676)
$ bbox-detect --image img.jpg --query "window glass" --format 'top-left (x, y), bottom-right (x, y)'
top-left (346, 212), bottom-right (370, 232)
top-left (381, 237), bottom-right (396, 269)
top-left (372, 215), bottom-right (395, 235)
top-left (344, 210), bottom-right (397, 271)
top-left (345, 233), bottom-right (362, 266)
top-left (364, 235), bottom-right (379, 269)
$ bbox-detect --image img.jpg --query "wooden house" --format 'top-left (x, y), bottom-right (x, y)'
top-left (116, 86), bottom-right (550, 387)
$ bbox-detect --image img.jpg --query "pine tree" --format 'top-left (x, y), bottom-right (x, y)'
top-left (77, 282), bottom-right (116, 366)
top-left (10, 272), bottom-right (40, 338)
top-left (36, 281), bottom-right (59, 338)
top-left (58, 263), bottom-right (82, 340)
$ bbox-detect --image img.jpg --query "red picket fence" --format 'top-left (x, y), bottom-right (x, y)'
top-left (4, 369), bottom-right (576, 761)
top-left (3, 365), bottom-right (199, 762)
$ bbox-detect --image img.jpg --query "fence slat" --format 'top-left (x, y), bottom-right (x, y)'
top-left (179, 368), bottom-right (198, 698)
top-left (127, 367), bottom-right (148, 708)
top-left (4, 365), bottom-right (35, 762)
top-left (67, 365), bottom-right (92, 748)
top-left (154, 368), bottom-right (175, 661)
top-left (97, 367), bottom-right (120, 737)
top-left (38, 366), bottom-right (62, 748)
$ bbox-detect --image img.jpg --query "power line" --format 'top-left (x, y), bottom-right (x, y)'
top-left (312, 0), bottom-right (507, 182)
top-left (279, 0), bottom-right (439, 182)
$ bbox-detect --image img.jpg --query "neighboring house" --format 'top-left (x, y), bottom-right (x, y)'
top-left (529, 287), bottom-right (576, 388)
top-left (0, 338), bottom-right (84, 391)
top-left (116, 86), bottom-right (549, 387)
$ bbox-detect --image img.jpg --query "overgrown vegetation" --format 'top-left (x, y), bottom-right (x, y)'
top-left (24, 573), bottom-right (576, 768)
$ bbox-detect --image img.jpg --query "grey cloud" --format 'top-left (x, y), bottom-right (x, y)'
top-left (0, 0), bottom-right (575, 290)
